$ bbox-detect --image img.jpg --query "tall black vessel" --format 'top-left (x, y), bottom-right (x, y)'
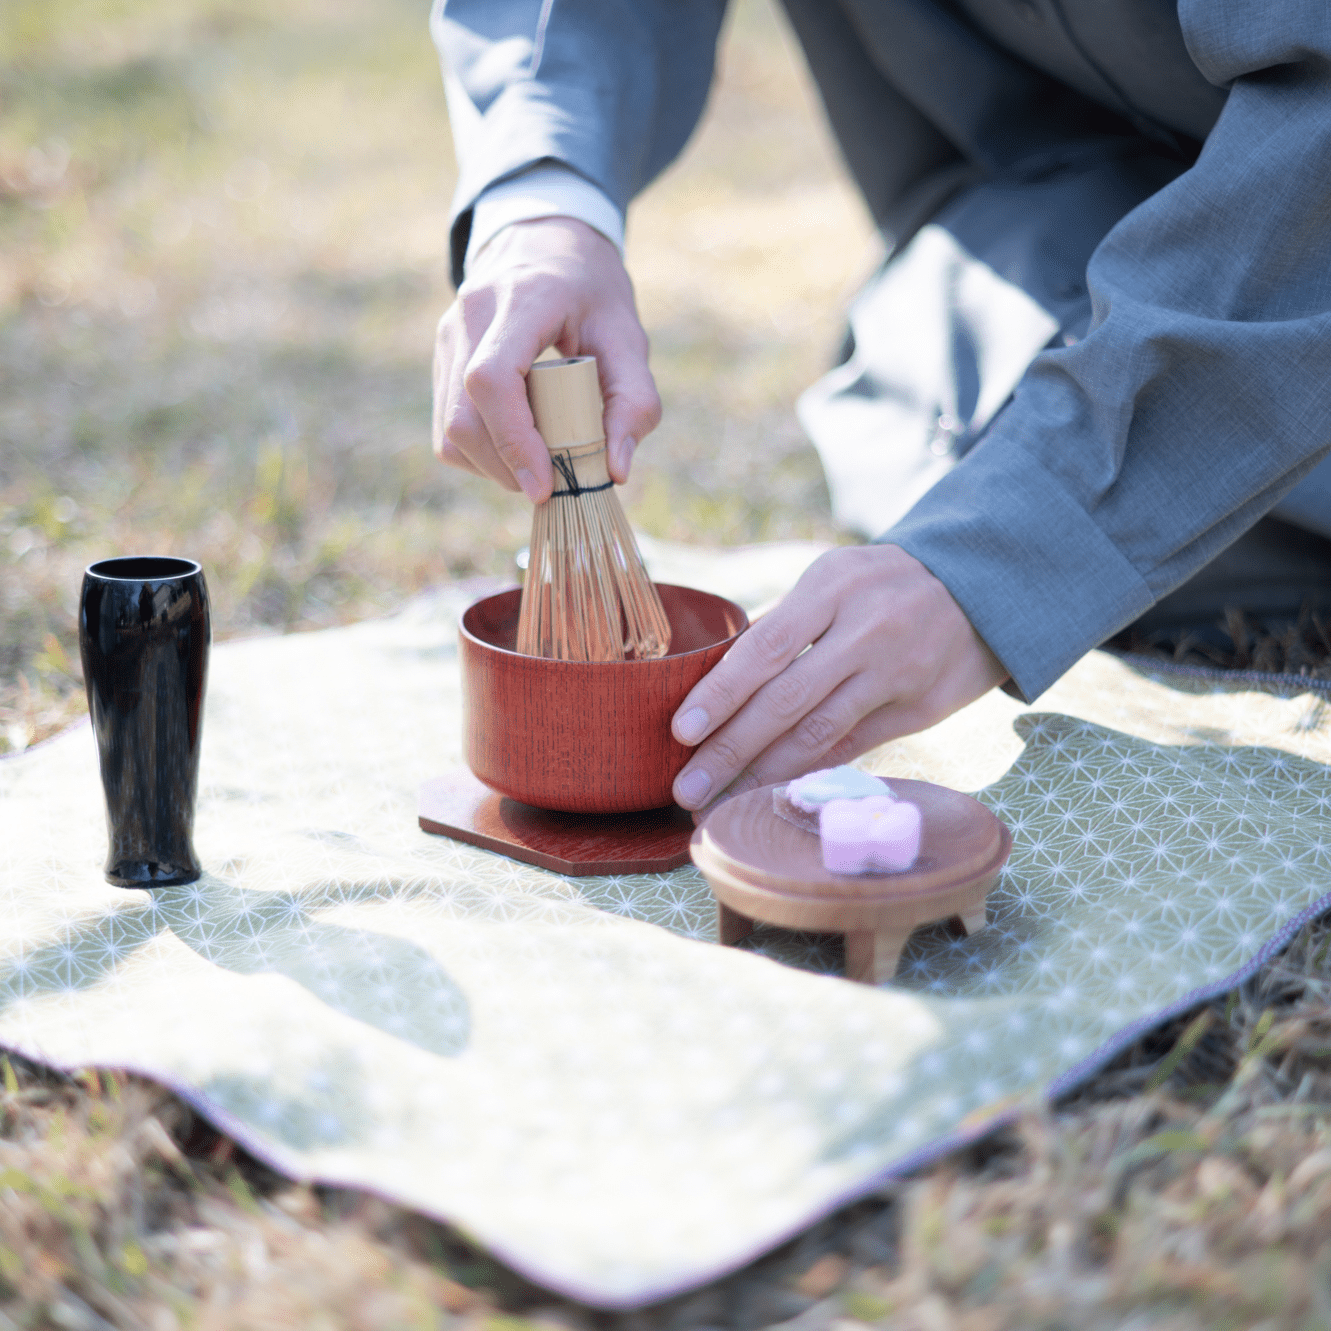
top-left (79, 556), bottom-right (210, 887)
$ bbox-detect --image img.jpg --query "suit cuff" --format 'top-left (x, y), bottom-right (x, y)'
top-left (882, 437), bottom-right (1156, 702)
top-left (465, 163), bottom-right (626, 272)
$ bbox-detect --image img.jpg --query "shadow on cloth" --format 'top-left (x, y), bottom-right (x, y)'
top-left (0, 873), bottom-right (471, 1060)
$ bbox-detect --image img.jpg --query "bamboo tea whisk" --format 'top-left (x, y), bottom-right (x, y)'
top-left (516, 356), bottom-right (671, 662)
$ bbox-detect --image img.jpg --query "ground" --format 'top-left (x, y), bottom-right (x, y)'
top-left (3, 0), bottom-right (1331, 1326)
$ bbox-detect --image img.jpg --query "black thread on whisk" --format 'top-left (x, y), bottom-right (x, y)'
top-left (549, 450), bottom-right (613, 498)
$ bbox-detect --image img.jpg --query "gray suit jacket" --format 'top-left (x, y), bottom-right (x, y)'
top-left (433, 0), bottom-right (1331, 699)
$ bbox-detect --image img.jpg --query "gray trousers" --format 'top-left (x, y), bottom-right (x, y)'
top-left (780, 0), bottom-right (1331, 635)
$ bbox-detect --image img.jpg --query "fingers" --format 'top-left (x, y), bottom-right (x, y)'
top-left (463, 291), bottom-right (564, 502)
top-left (675, 636), bottom-right (846, 801)
top-left (670, 588), bottom-right (840, 809)
top-left (433, 314), bottom-right (501, 483)
top-left (746, 690), bottom-right (919, 789)
top-left (748, 653), bottom-right (996, 786)
top-left (595, 325), bottom-right (661, 483)
top-left (433, 294), bottom-right (525, 491)
top-left (435, 438), bottom-right (486, 479)
top-left (674, 666), bottom-right (878, 811)
top-left (672, 577), bottom-right (838, 750)
top-left (432, 236), bottom-right (563, 501)
top-left (668, 544), bottom-right (1010, 812)
top-left (689, 766), bottom-right (764, 825)
top-left (432, 217), bottom-right (658, 501)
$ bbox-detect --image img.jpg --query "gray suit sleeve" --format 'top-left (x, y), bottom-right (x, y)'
top-left (431, 0), bottom-right (728, 285)
top-left (886, 0), bottom-right (1331, 701)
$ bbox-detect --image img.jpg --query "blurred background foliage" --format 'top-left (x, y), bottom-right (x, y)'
top-left (0, 0), bottom-right (873, 753)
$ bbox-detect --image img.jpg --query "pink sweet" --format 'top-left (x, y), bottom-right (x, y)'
top-left (819, 796), bottom-right (922, 875)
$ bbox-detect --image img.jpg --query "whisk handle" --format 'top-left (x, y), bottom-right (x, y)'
top-left (527, 355), bottom-right (604, 452)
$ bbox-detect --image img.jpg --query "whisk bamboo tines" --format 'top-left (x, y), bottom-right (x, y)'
top-left (516, 356), bottom-right (671, 662)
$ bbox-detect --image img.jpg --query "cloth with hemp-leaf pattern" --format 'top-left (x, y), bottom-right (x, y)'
top-left (2, 543), bottom-right (1331, 1309)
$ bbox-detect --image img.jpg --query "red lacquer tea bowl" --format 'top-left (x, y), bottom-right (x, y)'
top-left (460, 584), bottom-right (749, 814)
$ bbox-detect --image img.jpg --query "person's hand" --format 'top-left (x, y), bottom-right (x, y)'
top-left (433, 217), bottom-right (660, 502)
top-left (670, 544), bottom-right (1008, 812)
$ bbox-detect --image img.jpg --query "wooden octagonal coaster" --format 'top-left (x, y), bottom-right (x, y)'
top-left (691, 779), bottom-right (1011, 983)
top-left (418, 769), bottom-right (695, 876)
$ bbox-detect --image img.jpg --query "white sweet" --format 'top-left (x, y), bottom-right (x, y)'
top-left (786, 765), bottom-right (892, 812)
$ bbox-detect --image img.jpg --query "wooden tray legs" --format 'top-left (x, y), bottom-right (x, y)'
top-left (717, 902), bottom-right (754, 946)
top-left (958, 907), bottom-right (989, 936)
top-left (717, 897), bottom-right (991, 984)
top-left (844, 928), bottom-right (909, 984)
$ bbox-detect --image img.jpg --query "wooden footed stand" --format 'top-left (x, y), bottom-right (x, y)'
top-left (692, 779), bottom-right (1011, 984)
top-left (715, 903), bottom-right (991, 983)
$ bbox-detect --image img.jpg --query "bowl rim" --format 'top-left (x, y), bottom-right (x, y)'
top-left (459, 582), bottom-right (749, 665)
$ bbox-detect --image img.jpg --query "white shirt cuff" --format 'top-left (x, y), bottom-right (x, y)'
top-left (465, 164), bottom-right (626, 271)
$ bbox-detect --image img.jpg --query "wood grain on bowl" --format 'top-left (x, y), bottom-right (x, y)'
top-left (460, 583), bottom-right (748, 814)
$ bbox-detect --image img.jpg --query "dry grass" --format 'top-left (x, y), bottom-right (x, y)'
top-left (5, 0), bottom-right (1331, 1326)
top-left (1113, 606), bottom-right (1331, 682)
top-left (0, 1059), bottom-right (507, 1330)
top-left (0, 0), bottom-right (864, 756)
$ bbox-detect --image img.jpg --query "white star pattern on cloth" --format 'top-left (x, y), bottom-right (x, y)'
top-left (3, 580), bottom-right (1331, 1307)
